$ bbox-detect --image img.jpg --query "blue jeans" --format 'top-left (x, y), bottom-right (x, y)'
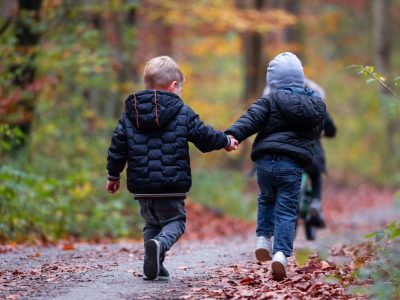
top-left (256, 155), bottom-right (303, 257)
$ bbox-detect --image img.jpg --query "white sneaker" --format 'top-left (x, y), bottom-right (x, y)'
top-left (255, 236), bottom-right (272, 262)
top-left (271, 251), bottom-right (288, 280)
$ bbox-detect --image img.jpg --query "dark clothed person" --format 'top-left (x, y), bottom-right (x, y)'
top-left (106, 56), bottom-right (237, 281)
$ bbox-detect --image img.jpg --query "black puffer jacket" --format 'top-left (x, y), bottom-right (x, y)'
top-left (226, 87), bottom-right (326, 167)
top-left (307, 112), bottom-right (337, 173)
top-left (107, 90), bottom-right (229, 198)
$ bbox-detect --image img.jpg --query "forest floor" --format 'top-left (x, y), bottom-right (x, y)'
top-left (1, 180), bottom-right (398, 300)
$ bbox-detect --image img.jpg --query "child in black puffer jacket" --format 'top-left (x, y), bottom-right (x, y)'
top-left (106, 56), bottom-right (238, 281)
top-left (226, 52), bottom-right (326, 279)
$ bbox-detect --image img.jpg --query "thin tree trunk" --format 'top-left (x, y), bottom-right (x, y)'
top-left (228, 0), bottom-right (268, 170)
top-left (284, 0), bottom-right (304, 61)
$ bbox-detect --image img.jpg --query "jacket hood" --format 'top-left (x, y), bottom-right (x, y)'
top-left (125, 90), bottom-right (184, 130)
top-left (273, 87), bottom-right (326, 128)
top-left (267, 52), bottom-right (304, 93)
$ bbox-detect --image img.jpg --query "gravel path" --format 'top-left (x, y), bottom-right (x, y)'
top-left (1, 204), bottom-right (399, 300)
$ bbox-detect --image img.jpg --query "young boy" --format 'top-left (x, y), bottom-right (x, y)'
top-left (106, 56), bottom-right (237, 281)
top-left (225, 52), bottom-right (326, 279)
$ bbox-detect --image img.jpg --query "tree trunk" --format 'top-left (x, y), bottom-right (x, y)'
top-left (236, 0), bottom-right (267, 104)
top-left (284, 0), bottom-right (305, 61)
top-left (371, 0), bottom-right (398, 157)
top-left (136, 1), bottom-right (174, 61)
top-left (229, 0), bottom-right (268, 170)
top-left (10, 0), bottom-right (42, 138)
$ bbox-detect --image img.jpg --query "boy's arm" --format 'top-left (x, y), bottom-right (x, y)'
top-left (323, 111), bottom-right (336, 138)
top-left (225, 97), bottom-right (270, 142)
top-left (106, 114), bottom-right (128, 181)
top-left (187, 106), bottom-right (231, 153)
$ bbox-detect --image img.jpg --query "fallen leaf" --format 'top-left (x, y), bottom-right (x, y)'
top-left (320, 261), bottom-right (331, 270)
top-left (240, 277), bottom-right (256, 285)
top-left (62, 244), bottom-right (75, 251)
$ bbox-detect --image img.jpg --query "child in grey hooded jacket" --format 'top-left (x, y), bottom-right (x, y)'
top-left (226, 52), bottom-right (326, 279)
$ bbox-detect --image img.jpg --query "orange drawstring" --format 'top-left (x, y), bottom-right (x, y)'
top-left (154, 90), bottom-right (161, 128)
top-left (133, 93), bottom-right (140, 128)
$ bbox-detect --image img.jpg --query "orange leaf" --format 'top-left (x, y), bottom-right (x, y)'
top-left (62, 244), bottom-right (75, 251)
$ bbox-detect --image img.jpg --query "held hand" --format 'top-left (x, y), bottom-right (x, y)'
top-left (225, 135), bottom-right (239, 152)
top-left (106, 179), bottom-right (120, 194)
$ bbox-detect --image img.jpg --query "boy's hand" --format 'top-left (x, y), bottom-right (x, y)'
top-left (225, 135), bottom-right (239, 152)
top-left (106, 179), bottom-right (120, 194)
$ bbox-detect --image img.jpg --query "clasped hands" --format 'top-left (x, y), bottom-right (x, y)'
top-left (225, 135), bottom-right (239, 152)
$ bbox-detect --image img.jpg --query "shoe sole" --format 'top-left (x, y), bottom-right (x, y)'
top-left (143, 275), bottom-right (169, 281)
top-left (255, 248), bottom-right (272, 262)
top-left (271, 261), bottom-right (286, 280)
top-left (143, 240), bottom-right (160, 280)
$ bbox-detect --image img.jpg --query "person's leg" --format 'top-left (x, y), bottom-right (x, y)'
top-left (308, 170), bottom-right (322, 200)
top-left (138, 200), bottom-right (162, 242)
top-left (255, 163), bottom-right (276, 238)
top-left (254, 159), bottom-right (276, 262)
top-left (270, 159), bottom-right (302, 279)
top-left (273, 165), bottom-right (302, 257)
top-left (307, 170), bottom-right (326, 228)
top-left (153, 199), bottom-right (186, 253)
top-left (139, 199), bottom-right (163, 280)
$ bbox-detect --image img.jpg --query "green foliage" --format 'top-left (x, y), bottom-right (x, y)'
top-left (321, 68), bottom-right (388, 183)
top-left (364, 221), bottom-right (400, 242)
top-left (356, 221), bottom-right (400, 299)
top-left (295, 248), bottom-right (312, 267)
top-left (320, 64), bottom-right (400, 184)
top-left (190, 170), bottom-right (256, 220)
top-left (348, 65), bottom-right (398, 97)
top-left (0, 166), bottom-right (141, 242)
top-left (0, 125), bottom-right (24, 155)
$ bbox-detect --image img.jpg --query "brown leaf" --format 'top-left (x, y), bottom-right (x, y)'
top-left (307, 284), bottom-right (318, 296)
top-left (240, 277), bottom-right (256, 285)
top-left (12, 270), bottom-right (23, 276)
top-left (62, 244), bottom-right (75, 251)
top-left (321, 260), bottom-right (332, 270)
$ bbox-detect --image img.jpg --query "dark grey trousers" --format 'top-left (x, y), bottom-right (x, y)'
top-left (138, 199), bottom-right (186, 255)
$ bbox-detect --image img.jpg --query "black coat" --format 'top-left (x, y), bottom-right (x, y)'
top-left (307, 112), bottom-right (337, 173)
top-left (226, 88), bottom-right (326, 167)
top-left (107, 90), bottom-right (229, 198)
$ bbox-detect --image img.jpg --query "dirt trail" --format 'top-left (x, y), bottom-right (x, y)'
top-left (1, 201), bottom-right (399, 300)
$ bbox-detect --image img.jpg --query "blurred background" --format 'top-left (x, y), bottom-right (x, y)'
top-left (0, 0), bottom-right (399, 243)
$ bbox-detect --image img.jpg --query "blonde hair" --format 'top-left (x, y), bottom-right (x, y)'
top-left (144, 56), bottom-right (184, 89)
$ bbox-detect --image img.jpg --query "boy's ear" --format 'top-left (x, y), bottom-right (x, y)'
top-left (168, 81), bottom-right (178, 92)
